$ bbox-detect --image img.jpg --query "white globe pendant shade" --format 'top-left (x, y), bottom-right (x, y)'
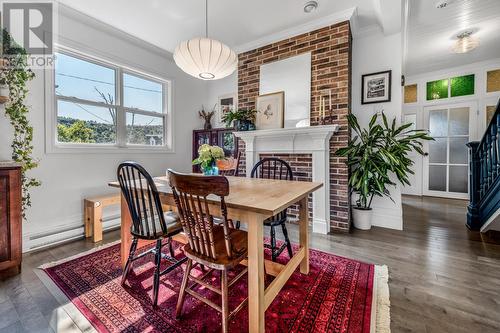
top-left (173, 38), bottom-right (237, 80)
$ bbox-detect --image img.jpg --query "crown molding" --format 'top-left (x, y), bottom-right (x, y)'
top-left (234, 7), bottom-right (357, 54)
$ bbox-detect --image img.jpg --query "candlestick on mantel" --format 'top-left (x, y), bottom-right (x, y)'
top-left (320, 97), bottom-right (324, 118)
top-left (329, 89), bottom-right (332, 110)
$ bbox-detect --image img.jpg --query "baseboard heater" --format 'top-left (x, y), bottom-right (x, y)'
top-left (27, 214), bottom-right (121, 252)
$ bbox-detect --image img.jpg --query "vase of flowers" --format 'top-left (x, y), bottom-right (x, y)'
top-left (192, 144), bottom-right (225, 175)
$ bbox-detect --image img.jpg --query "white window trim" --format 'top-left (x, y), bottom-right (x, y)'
top-left (45, 45), bottom-right (174, 154)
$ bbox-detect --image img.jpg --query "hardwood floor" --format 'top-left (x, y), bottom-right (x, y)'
top-left (1, 195), bottom-right (500, 332)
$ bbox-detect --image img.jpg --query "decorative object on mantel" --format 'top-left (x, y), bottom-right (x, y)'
top-left (255, 91), bottom-right (285, 130)
top-left (335, 112), bottom-right (432, 230)
top-left (0, 30), bottom-right (41, 219)
top-left (361, 70), bottom-right (392, 104)
top-left (221, 108), bottom-right (257, 131)
top-left (198, 104), bottom-right (216, 130)
top-left (173, 0), bottom-right (237, 80)
top-left (0, 162), bottom-right (22, 279)
top-left (218, 93), bottom-right (237, 124)
top-left (192, 144), bottom-right (225, 175)
top-left (318, 89), bottom-right (334, 125)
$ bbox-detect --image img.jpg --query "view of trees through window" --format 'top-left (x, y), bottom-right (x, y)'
top-left (55, 52), bottom-right (166, 146)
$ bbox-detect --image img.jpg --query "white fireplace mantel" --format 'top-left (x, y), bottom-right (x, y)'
top-left (234, 125), bottom-right (339, 234)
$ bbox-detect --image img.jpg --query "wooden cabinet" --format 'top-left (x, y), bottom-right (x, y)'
top-left (0, 162), bottom-right (22, 279)
top-left (192, 128), bottom-right (239, 173)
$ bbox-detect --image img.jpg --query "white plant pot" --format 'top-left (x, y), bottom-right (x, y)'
top-left (352, 207), bottom-right (373, 230)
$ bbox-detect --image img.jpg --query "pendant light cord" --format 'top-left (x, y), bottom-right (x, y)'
top-left (205, 0), bottom-right (208, 38)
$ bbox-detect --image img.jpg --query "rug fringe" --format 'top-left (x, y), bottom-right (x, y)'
top-left (374, 265), bottom-right (391, 333)
top-left (38, 240), bottom-right (120, 269)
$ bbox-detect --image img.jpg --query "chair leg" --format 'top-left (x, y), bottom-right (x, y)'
top-left (121, 238), bottom-right (138, 285)
top-left (168, 238), bottom-right (175, 257)
top-left (176, 259), bottom-right (193, 318)
top-left (281, 223), bottom-right (293, 259)
top-left (221, 270), bottom-right (229, 333)
top-left (153, 239), bottom-right (163, 308)
top-left (270, 225), bottom-right (277, 262)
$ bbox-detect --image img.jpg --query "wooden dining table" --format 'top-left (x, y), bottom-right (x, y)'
top-left (109, 175), bottom-right (322, 333)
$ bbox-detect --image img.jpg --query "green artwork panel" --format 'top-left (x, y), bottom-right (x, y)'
top-left (451, 74), bottom-right (475, 97)
top-left (426, 79), bottom-right (449, 100)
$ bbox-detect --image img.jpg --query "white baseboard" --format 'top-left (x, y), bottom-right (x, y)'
top-left (312, 218), bottom-right (328, 234)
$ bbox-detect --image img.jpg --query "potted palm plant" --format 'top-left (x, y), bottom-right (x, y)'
top-left (335, 112), bottom-right (433, 230)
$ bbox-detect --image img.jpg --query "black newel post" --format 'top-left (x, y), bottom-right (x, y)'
top-left (466, 141), bottom-right (481, 230)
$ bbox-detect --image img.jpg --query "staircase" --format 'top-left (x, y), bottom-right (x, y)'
top-left (467, 99), bottom-right (500, 231)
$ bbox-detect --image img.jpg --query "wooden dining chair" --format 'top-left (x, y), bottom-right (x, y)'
top-left (217, 152), bottom-right (241, 177)
top-left (215, 152), bottom-right (242, 229)
top-left (251, 157), bottom-right (294, 262)
top-left (168, 170), bottom-right (248, 333)
top-left (117, 162), bottom-right (187, 308)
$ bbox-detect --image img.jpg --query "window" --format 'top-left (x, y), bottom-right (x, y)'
top-left (53, 50), bottom-right (170, 149)
top-left (426, 79), bottom-right (449, 100)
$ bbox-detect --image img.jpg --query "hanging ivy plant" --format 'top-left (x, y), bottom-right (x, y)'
top-left (1, 29), bottom-right (40, 219)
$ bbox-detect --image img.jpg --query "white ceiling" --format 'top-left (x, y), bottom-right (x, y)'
top-left (406, 0), bottom-right (500, 76)
top-left (58, 0), bottom-right (381, 53)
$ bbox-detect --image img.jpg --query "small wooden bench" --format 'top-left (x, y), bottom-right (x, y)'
top-left (84, 194), bottom-right (176, 242)
top-left (84, 194), bottom-right (121, 242)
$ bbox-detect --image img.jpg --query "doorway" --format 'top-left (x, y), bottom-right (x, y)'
top-left (422, 102), bottom-right (478, 199)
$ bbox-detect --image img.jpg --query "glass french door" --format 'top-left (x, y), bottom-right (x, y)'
top-left (423, 102), bottom-right (478, 199)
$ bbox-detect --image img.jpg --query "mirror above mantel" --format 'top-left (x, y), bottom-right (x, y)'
top-left (259, 52), bottom-right (311, 128)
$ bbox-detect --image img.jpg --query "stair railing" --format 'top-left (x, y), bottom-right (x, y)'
top-left (467, 99), bottom-right (500, 230)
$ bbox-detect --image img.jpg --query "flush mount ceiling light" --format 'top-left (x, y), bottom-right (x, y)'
top-left (435, 0), bottom-right (454, 9)
top-left (304, 1), bottom-right (318, 13)
top-left (452, 30), bottom-right (480, 54)
top-left (173, 0), bottom-right (237, 80)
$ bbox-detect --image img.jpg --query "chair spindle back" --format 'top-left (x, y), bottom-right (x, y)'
top-left (218, 152), bottom-right (241, 177)
top-left (117, 162), bottom-right (166, 239)
top-left (250, 157), bottom-right (294, 181)
top-left (168, 170), bottom-right (234, 259)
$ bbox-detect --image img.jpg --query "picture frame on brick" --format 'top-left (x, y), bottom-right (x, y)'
top-left (255, 91), bottom-right (285, 130)
top-left (361, 70), bottom-right (392, 104)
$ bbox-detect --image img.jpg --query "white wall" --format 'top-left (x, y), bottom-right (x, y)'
top-left (352, 30), bottom-right (404, 230)
top-left (403, 58), bottom-right (500, 197)
top-left (206, 72), bottom-right (238, 128)
top-left (0, 6), bottom-right (207, 251)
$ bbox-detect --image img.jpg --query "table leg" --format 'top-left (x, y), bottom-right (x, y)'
top-left (299, 196), bottom-right (310, 274)
top-left (247, 212), bottom-right (265, 333)
top-left (120, 194), bottom-right (132, 269)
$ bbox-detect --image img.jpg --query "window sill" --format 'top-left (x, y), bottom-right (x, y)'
top-left (46, 144), bottom-right (175, 155)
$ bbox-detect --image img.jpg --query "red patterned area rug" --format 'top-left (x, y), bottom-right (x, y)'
top-left (37, 241), bottom-right (389, 333)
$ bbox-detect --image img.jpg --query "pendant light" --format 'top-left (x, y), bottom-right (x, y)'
top-left (173, 0), bottom-right (237, 80)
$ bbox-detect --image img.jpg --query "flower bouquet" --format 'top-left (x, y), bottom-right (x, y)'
top-left (192, 144), bottom-right (226, 175)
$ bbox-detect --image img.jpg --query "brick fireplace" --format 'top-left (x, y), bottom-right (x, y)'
top-left (236, 21), bottom-right (352, 233)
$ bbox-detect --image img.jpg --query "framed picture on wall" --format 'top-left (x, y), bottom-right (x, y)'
top-left (361, 70), bottom-right (392, 104)
top-left (218, 93), bottom-right (237, 124)
top-left (255, 91), bottom-right (285, 130)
